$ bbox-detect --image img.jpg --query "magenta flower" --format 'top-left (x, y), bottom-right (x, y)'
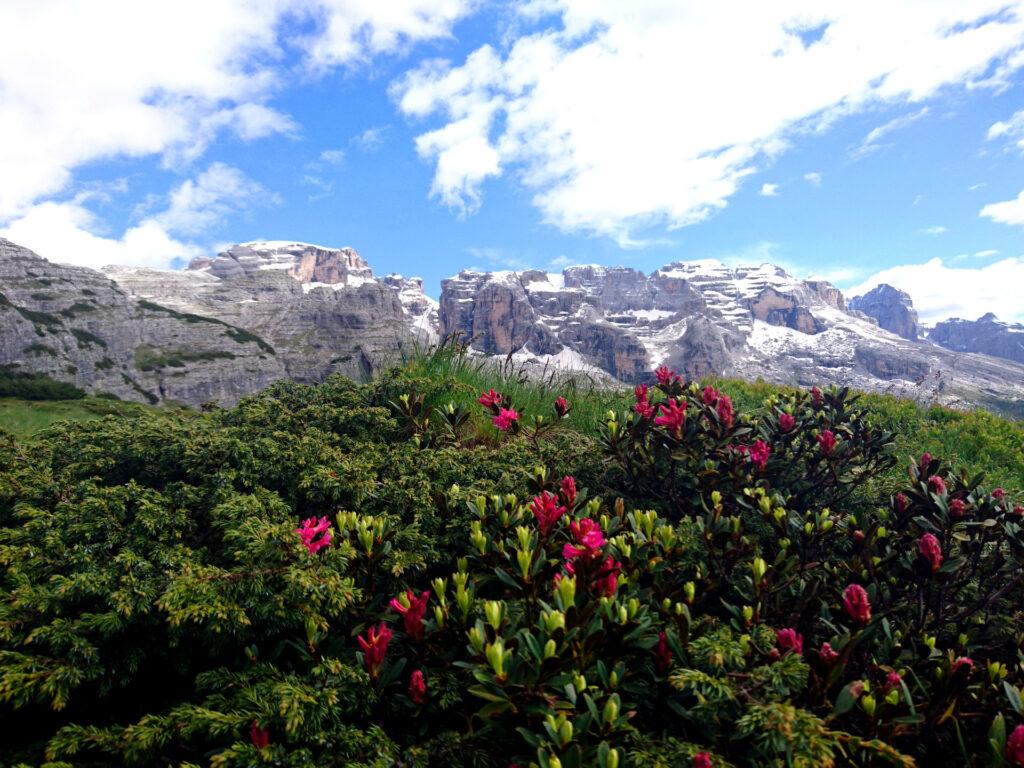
top-left (884, 670), bottom-right (903, 692)
top-left (918, 533), bottom-right (942, 573)
top-left (553, 396), bottom-right (570, 418)
top-left (819, 642), bottom-right (839, 664)
top-left (716, 395), bottom-right (734, 429)
top-left (358, 623), bottom-right (392, 679)
top-left (655, 630), bottom-right (673, 674)
top-left (778, 412), bottom-right (796, 432)
top-left (994, 487), bottom-right (1006, 500)
top-left (634, 399), bottom-right (656, 419)
top-left (949, 498), bottom-right (966, 518)
top-left (748, 439), bottom-right (771, 472)
top-left (492, 407), bottom-right (519, 431)
top-left (894, 492), bottom-right (909, 513)
top-left (593, 556), bottom-right (621, 597)
top-left (1007, 724), bottom-right (1024, 766)
top-left (560, 475), bottom-right (577, 506)
top-left (842, 584), bottom-right (871, 624)
top-left (563, 518), bottom-right (606, 561)
top-left (928, 474), bottom-right (947, 496)
top-left (1014, 505), bottom-right (1024, 516)
top-left (390, 589), bottom-right (430, 639)
top-left (654, 398), bottom-right (687, 435)
top-left (693, 753), bottom-right (713, 768)
top-left (775, 627), bottom-right (803, 656)
top-left (478, 389), bottom-right (502, 409)
top-left (409, 670), bottom-right (427, 704)
top-left (250, 721), bottom-right (270, 749)
top-left (702, 385), bottom-right (719, 405)
top-left (635, 383), bottom-right (649, 402)
top-left (952, 656), bottom-right (974, 676)
top-left (817, 429), bottom-right (837, 457)
top-left (654, 365), bottom-right (676, 385)
top-left (810, 386), bottom-right (823, 407)
top-left (531, 491), bottom-right (566, 537)
top-left (295, 516), bottom-right (332, 555)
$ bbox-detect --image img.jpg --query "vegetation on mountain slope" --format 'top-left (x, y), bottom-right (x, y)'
top-left (0, 343), bottom-right (1022, 766)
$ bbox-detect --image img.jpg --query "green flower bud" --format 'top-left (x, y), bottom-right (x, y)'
top-left (607, 748), bottom-right (620, 768)
top-left (468, 623), bottom-right (485, 653)
top-left (684, 581), bottom-right (696, 603)
top-left (602, 695), bottom-right (620, 725)
top-left (861, 694), bottom-right (876, 717)
top-left (485, 639), bottom-right (506, 678)
top-left (742, 605), bottom-right (754, 623)
top-left (484, 600), bottom-right (503, 631)
top-left (751, 557), bottom-right (768, 582)
top-left (574, 674), bottom-right (587, 692)
top-left (544, 639), bottom-right (557, 659)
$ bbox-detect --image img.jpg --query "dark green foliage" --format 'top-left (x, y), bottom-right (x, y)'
top-left (138, 299), bottom-right (275, 354)
top-left (0, 366), bottom-right (85, 400)
top-left (94, 357), bottom-right (116, 371)
top-left (69, 328), bottom-right (107, 349)
top-left (59, 302), bottom-right (97, 318)
top-left (134, 345), bottom-right (237, 371)
top-left (21, 343), bottom-right (58, 357)
top-left (119, 373), bottom-right (159, 405)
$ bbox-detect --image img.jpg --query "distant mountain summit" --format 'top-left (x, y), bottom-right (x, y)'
top-left (1, 236), bottom-right (1022, 417)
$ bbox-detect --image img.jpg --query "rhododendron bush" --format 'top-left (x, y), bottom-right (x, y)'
top-left (1, 370), bottom-right (1023, 766)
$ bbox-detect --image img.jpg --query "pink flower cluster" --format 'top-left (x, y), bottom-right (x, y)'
top-left (493, 408), bottom-right (519, 431)
top-left (409, 670), bottom-right (427, 704)
top-left (655, 630), bottom-right (673, 673)
top-left (1008, 724), bottom-right (1024, 766)
top-left (817, 429), bottom-right (837, 457)
top-left (295, 516), bottom-right (332, 555)
top-left (563, 518), bottom-right (606, 561)
top-left (918, 533), bottom-right (942, 573)
top-left (390, 589), bottom-right (430, 639)
top-left (560, 475), bottom-right (577, 506)
top-left (748, 439), bottom-right (771, 472)
top-left (531, 491), bottom-right (566, 537)
top-left (654, 398), bottom-right (687, 435)
top-left (778, 412), bottom-right (796, 432)
top-left (554, 396), bottom-right (570, 418)
top-left (358, 623), bottom-right (392, 679)
top-left (842, 583), bottom-right (871, 624)
top-left (634, 383), bottom-right (655, 419)
top-left (655, 365), bottom-right (680, 386)
top-left (775, 627), bottom-right (803, 656)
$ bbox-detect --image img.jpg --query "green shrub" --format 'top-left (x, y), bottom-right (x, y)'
top-left (0, 366), bottom-right (85, 400)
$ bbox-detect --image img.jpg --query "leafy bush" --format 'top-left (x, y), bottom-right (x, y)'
top-left (0, 365), bottom-right (85, 400)
top-left (1, 364), bottom-right (1023, 766)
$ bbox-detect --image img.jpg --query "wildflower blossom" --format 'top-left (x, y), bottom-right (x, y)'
top-left (1006, 725), bottom-right (1024, 766)
top-left (810, 386), bottom-right (823, 407)
top-left (531, 492), bottom-right (566, 536)
top-left (949, 498), bottom-right (966, 518)
top-left (693, 753), bottom-right (713, 768)
top-left (654, 365), bottom-right (676, 385)
top-left (358, 623), bottom-right (392, 679)
top-left (478, 389), bottom-right (502, 409)
top-left (952, 656), bottom-right (974, 676)
top-left (994, 487), bottom-right (1006, 500)
top-left (593, 557), bottom-right (621, 597)
top-left (563, 518), bottom-right (606, 561)
top-left (554, 396), bottom-right (570, 418)
top-left (702, 385), bottom-right (719, 405)
top-left (778, 412), bottom-right (796, 432)
top-left (775, 627), bottom-right (803, 656)
top-left (390, 590), bottom-right (430, 639)
top-left (295, 516), bottom-right (332, 555)
top-left (654, 398), bottom-right (687, 435)
top-left (819, 642), bottom-right (839, 664)
top-left (493, 408), bottom-right (519, 431)
top-left (748, 439), bottom-right (771, 472)
top-left (250, 721), bottom-right (270, 749)
top-left (928, 475), bottom-right (947, 496)
top-left (842, 584), bottom-right (871, 624)
top-left (818, 430), bottom-right (837, 456)
top-left (409, 670), bottom-right (427, 704)
top-left (655, 631), bottom-right (673, 673)
top-left (918, 533), bottom-right (942, 573)
top-left (716, 395), bottom-right (734, 428)
top-left (560, 475), bottom-right (577, 506)
top-left (884, 670), bottom-right (902, 692)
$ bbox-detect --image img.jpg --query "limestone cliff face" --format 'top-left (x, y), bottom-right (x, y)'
top-left (106, 242), bottom-right (415, 389)
top-left (928, 313), bottom-right (1024, 365)
top-left (436, 260), bottom-right (1024, 417)
top-left (849, 284), bottom-right (920, 341)
top-left (0, 238), bottom-right (286, 405)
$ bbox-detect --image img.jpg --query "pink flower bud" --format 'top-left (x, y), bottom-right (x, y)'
top-left (842, 584), bottom-right (871, 624)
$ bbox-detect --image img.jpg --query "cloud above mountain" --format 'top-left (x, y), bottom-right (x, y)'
top-left (394, 1), bottom-right (1024, 243)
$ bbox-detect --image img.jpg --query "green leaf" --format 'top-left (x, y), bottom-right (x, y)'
top-left (1004, 682), bottom-right (1023, 715)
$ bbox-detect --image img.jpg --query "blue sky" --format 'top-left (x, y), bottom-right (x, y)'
top-left (2, 1), bottom-right (1024, 322)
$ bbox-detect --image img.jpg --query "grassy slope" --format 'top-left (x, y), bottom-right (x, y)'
top-left (0, 397), bottom-right (165, 438)
top-left (395, 346), bottom-right (1024, 492)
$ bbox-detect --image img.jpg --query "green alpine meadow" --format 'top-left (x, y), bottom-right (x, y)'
top-left (1, 342), bottom-right (1023, 767)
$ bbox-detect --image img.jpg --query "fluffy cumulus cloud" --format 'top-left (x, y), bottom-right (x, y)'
top-left (394, 0), bottom-right (1024, 243)
top-left (980, 190), bottom-right (1024, 226)
top-left (846, 257), bottom-right (1024, 324)
top-left (1, 164), bottom-right (274, 270)
top-left (0, 0), bottom-right (475, 258)
top-left (987, 109), bottom-right (1024, 149)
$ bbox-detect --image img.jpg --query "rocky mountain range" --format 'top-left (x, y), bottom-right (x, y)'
top-left (1, 236), bottom-right (1022, 416)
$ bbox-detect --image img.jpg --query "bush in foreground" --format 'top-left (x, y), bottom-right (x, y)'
top-left (0, 368), bottom-right (1023, 766)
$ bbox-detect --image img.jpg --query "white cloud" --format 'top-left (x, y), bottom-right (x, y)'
top-left (980, 190), bottom-right (1024, 226)
top-left (921, 225), bottom-right (947, 235)
top-left (987, 108), bottom-right (1024, 149)
top-left (853, 106), bottom-right (930, 157)
top-left (803, 171), bottom-right (823, 187)
top-left (394, 1), bottom-right (1024, 242)
top-left (0, 164), bottom-right (272, 270)
top-left (845, 257), bottom-right (1024, 323)
top-left (0, 0), bottom-right (475, 220)
top-left (973, 248), bottom-right (999, 258)
top-left (320, 148), bottom-right (347, 165)
top-left (760, 183), bottom-right (780, 197)
top-left (352, 127), bottom-right (387, 151)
